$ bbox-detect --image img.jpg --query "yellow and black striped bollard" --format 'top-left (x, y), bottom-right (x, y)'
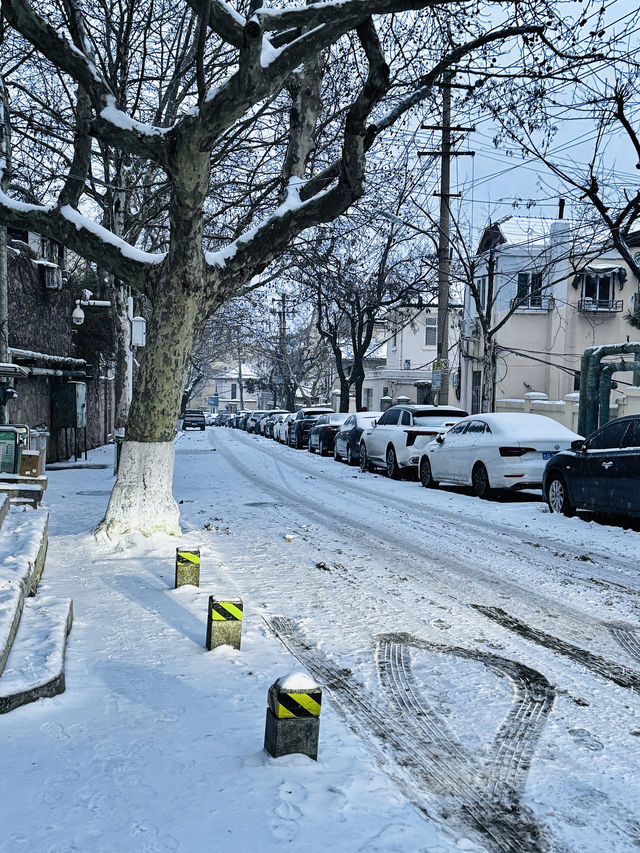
top-left (175, 548), bottom-right (200, 588)
top-left (206, 597), bottom-right (243, 650)
top-left (264, 674), bottom-right (322, 760)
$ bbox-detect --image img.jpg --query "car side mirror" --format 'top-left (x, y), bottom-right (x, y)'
top-left (571, 438), bottom-right (586, 452)
top-left (436, 434), bottom-right (445, 444)
top-left (371, 419), bottom-right (377, 427)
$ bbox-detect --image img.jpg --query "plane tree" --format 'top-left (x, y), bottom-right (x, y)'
top-left (0, 0), bottom-right (584, 534)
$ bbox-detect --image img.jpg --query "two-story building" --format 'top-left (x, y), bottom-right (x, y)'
top-left (460, 215), bottom-right (640, 414)
top-left (352, 305), bottom-right (463, 411)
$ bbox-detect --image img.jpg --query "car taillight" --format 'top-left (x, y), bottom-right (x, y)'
top-left (327, 427), bottom-right (338, 434)
top-left (499, 446), bottom-right (536, 457)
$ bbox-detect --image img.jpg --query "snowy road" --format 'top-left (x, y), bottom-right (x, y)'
top-left (200, 427), bottom-right (640, 852)
top-left (3, 428), bottom-right (640, 853)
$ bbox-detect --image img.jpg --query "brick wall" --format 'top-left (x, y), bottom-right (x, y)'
top-left (6, 242), bottom-right (115, 461)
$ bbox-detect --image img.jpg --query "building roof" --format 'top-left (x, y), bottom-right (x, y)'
top-left (477, 216), bottom-right (557, 254)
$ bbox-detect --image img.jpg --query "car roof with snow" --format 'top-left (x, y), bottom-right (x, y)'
top-left (459, 412), bottom-right (581, 437)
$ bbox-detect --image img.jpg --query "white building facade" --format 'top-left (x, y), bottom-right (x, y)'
top-left (460, 216), bottom-right (640, 414)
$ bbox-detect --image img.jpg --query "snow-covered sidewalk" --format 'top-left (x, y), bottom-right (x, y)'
top-left (0, 442), bottom-right (466, 853)
top-left (2, 429), bottom-right (640, 853)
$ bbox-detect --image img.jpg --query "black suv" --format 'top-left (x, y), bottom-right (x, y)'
top-left (543, 414), bottom-right (640, 519)
top-left (288, 406), bottom-right (334, 449)
top-left (182, 409), bottom-right (206, 430)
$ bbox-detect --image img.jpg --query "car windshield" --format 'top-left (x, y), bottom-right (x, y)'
top-left (329, 414), bottom-right (349, 424)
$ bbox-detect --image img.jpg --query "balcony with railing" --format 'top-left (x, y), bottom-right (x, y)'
top-left (578, 297), bottom-right (624, 313)
top-left (510, 294), bottom-right (554, 312)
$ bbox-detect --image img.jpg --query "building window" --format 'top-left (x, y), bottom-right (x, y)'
top-left (231, 383), bottom-right (237, 399)
top-left (475, 276), bottom-right (487, 310)
top-left (580, 271), bottom-right (614, 308)
top-left (424, 316), bottom-right (437, 347)
top-left (382, 386), bottom-right (389, 398)
top-left (516, 272), bottom-right (543, 307)
top-left (404, 359), bottom-right (411, 370)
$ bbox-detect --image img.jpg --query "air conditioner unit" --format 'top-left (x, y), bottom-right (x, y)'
top-left (43, 265), bottom-right (64, 290)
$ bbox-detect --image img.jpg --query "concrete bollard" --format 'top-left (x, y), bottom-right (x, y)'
top-left (175, 548), bottom-right (200, 588)
top-left (264, 673), bottom-right (322, 760)
top-left (206, 597), bottom-right (243, 650)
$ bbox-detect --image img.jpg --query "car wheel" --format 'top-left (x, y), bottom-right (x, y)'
top-left (472, 463), bottom-right (492, 499)
top-left (308, 439), bottom-right (315, 453)
top-left (359, 444), bottom-right (370, 472)
top-left (334, 445), bottom-right (341, 461)
top-left (386, 446), bottom-right (400, 479)
top-left (547, 475), bottom-right (575, 517)
top-left (318, 439), bottom-right (325, 457)
top-left (419, 457), bottom-right (438, 488)
top-left (295, 433), bottom-right (302, 450)
top-left (346, 445), bottom-right (354, 466)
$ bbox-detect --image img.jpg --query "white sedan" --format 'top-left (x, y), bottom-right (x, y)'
top-left (418, 412), bottom-right (582, 498)
top-left (274, 412), bottom-right (296, 443)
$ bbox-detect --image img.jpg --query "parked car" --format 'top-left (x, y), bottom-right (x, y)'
top-left (418, 412), bottom-right (581, 498)
top-left (261, 410), bottom-right (290, 437)
top-left (204, 411), bottom-right (215, 426)
top-left (334, 411), bottom-right (383, 465)
top-left (246, 410), bottom-right (269, 433)
top-left (543, 414), bottom-right (640, 519)
top-left (231, 410), bottom-right (250, 428)
top-left (182, 409), bottom-right (206, 430)
top-left (289, 406), bottom-right (335, 449)
top-left (238, 412), bottom-right (252, 430)
top-left (274, 412), bottom-right (296, 443)
top-left (360, 404), bottom-right (468, 478)
top-left (263, 411), bottom-right (290, 439)
top-left (308, 412), bottom-right (349, 455)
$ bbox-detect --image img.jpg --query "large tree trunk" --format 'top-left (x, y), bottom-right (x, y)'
top-left (112, 281), bottom-right (131, 430)
top-left (98, 276), bottom-right (203, 536)
top-left (338, 377), bottom-right (350, 412)
top-left (481, 337), bottom-right (496, 413)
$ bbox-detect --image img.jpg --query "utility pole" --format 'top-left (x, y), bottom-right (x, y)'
top-left (436, 73), bottom-right (452, 405)
top-left (273, 293), bottom-right (287, 408)
top-left (420, 72), bottom-right (474, 406)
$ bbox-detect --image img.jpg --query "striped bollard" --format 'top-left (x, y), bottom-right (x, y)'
top-left (206, 597), bottom-right (243, 650)
top-left (264, 673), bottom-right (322, 760)
top-left (175, 548), bottom-right (200, 588)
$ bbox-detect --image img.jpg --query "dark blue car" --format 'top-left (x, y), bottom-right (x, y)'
top-left (543, 414), bottom-right (640, 519)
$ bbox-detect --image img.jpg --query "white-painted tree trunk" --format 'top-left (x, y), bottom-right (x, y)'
top-left (96, 440), bottom-right (180, 537)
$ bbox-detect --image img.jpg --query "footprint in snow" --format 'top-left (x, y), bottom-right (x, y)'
top-left (567, 727), bottom-right (604, 751)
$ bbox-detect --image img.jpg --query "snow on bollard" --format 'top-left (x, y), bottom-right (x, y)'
top-left (206, 597), bottom-right (243, 650)
top-left (175, 548), bottom-right (200, 588)
top-left (264, 673), bottom-right (322, 761)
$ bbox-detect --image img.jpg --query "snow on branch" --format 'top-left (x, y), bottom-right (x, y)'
top-left (184, 0), bottom-right (246, 48)
top-left (254, 0), bottom-right (441, 32)
top-left (2, 0), bottom-right (167, 162)
top-left (0, 185), bottom-right (164, 288)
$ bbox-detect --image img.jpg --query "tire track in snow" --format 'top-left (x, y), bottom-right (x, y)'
top-left (215, 432), bottom-right (633, 654)
top-left (266, 615), bottom-right (551, 853)
top-left (375, 634), bottom-right (555, 809)
top-left (475, 606), bottom-right (640, 691)
top-left (223, 428), bottom-right (640, 588)
top-left (606, 622), bottom-right (640, 666)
